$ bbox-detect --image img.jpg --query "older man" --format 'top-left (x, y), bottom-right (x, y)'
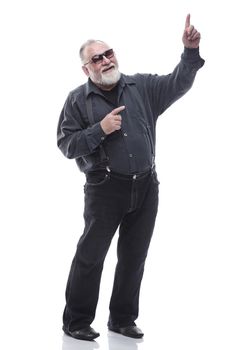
top-left (57, 14), bottom-right (204, 341)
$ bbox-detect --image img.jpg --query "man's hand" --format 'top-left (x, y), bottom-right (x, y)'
top-left (100, 106), bottom-right (125, 135)
top-left (182, 14), bottom-right (201, 49)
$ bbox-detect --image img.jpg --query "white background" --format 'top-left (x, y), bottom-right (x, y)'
top-left (1, 0), bottom-right (233, 349)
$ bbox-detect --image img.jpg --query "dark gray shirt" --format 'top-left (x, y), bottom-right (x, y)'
top-left (57, 48), bottom-right (204, 174)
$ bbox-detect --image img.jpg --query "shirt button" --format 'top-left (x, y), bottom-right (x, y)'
top-left (123, 133), bottom-right (128, 137)
top-left (129, 154), bottom-right (133, 158)
top-left (101, 136), bottom-right (105, 141)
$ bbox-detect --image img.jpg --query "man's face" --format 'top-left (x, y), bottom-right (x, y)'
top-left (82, 42), bottom-right (120, 89)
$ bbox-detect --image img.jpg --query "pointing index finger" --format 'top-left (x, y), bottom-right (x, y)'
top-left (185, 13), bottom-right (191, 29)
top-left (112, 106), bottom-right (125, 115)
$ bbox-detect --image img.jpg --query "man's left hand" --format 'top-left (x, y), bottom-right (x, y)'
top-left (182, 14), bottom-right (201, 49)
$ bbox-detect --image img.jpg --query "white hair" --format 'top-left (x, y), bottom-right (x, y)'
top-left (79, 39), bottom-right (106, 63)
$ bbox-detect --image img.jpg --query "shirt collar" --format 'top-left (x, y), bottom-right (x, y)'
top-left (84, 74), bottom-right (135, 97)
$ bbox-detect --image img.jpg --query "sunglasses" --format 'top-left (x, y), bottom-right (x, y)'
top-left (84, 48), bottom-right (114, 65)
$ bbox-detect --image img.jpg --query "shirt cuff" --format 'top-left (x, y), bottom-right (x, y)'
top-left (182, 47), bottom-right (205, 68)
top-left (85, 122), bottom-right (106, 152)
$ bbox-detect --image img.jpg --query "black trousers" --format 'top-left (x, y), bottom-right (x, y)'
top-left (63, 168), bottom-right (159, 331)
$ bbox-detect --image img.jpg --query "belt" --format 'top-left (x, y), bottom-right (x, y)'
top-left (106, 166), bottom-right (152, 180)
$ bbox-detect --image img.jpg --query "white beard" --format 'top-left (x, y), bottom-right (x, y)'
top-left (98, 68), bottom-right (121, 86)
top-left (90, 67), bottom-right (121, 86)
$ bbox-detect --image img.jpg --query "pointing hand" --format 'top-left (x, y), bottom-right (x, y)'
top-left (100, 106), bottom-right (125, 135)
top-left (182, 14), bottom-right (201, 49)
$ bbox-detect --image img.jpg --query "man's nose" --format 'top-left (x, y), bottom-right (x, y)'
top-left (102, 55), bottom-right (111, 64)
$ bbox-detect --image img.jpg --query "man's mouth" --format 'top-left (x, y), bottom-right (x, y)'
top-left (102, 66), bottom-right (115, 73)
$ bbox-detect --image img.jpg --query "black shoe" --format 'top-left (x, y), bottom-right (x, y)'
top-left (63, 325), bottom-right (100, 341)
top-left (108, 325), bottom-right (144, 338)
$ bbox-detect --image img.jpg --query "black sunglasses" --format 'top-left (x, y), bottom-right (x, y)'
top-left (84, 48), bottom-right (114, 65)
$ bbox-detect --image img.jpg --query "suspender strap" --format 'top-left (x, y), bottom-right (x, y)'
top-left (131, 85), bottom-right (155, 166)
top-left (85, 90), bottom-right (109, 164)
top-left (85, 95), bottom-right (95, 125)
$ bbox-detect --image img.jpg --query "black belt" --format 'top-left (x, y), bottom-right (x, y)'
top-left (105, 166), bottom-right (153, 180)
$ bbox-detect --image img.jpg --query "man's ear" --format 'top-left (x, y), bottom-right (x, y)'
top-left (82, 65), bottom-right (90, 77)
